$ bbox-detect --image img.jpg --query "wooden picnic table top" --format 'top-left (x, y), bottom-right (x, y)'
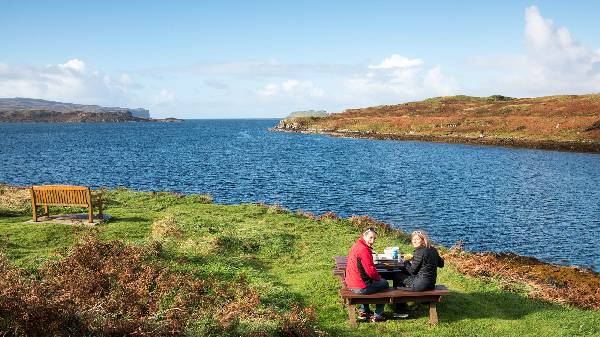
top-left (333, 255), bottom-right (406, 273)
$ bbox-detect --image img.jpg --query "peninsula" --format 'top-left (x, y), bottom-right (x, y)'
top-left (274, 94), bottom-right (600, 153)
top-left (0, 98), bottom-right (181, 123)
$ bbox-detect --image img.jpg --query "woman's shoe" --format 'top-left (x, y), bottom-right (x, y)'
top-left (371, 314), bottom-right (386, 322)
top-left (357, 311), bottom-right (371, 320)
top-left (392, 312), bottom-right (409, 319)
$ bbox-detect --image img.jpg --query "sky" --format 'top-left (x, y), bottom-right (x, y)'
top-left (1, 1), bottom-right (600, 118)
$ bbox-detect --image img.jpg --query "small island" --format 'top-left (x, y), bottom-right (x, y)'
top-left (274, 94), bottom-right (600, 153)
top-left (0, 98), bottom-right (182, 123)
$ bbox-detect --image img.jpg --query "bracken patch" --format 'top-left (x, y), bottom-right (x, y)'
top-left (444, 247), bottom-right (600, 310)
top-left (0, 184), bottom-right (30, 215)
top-left (151, 214), bottom-right (185, 239)
top-left (0, 235), bottom-right (324, 336)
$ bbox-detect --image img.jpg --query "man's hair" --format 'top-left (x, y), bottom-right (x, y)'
top-left (363, 227), bottom-right (378, 236)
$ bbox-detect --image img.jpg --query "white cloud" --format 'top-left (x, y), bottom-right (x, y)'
top-left (343, 54), bottom-right (459, 104)
top-left (368, 54), bottom-right (424, 69)
top-left (0, 59), bottom-right (138, 106)
top-left (152, 89), bottom-right (176, 106)
top-left (58, 58), bottom-right (86, 73)
top-left (471, 6), bottom-right (600, 96)
top-left (257, 79), bottom-right (325, 98)
top-left (424, 66), bottom-right (459, 94)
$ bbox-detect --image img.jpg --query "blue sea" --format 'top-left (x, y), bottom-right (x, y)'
top-left (1, 119), bottom-right (599, 271)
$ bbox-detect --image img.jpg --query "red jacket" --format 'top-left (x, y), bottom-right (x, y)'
top-left (345, 237), bottom-right (381, 289)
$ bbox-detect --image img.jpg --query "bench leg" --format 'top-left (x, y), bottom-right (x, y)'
top-left (32, 204), bottom-right (38, 222)
top-left (88, 205), bottom-right (93, 223)
top-left (43, 205), bottom-right (49, 217)
top-left (429, 302), bottom-right (438, 325)
top-left (98, 200), bottom-right (103, 219)
top-left (347, 303), bottom-right (357, 327)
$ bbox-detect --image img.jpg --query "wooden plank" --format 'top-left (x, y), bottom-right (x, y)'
top-left (347, 302), bottom-right (356, 327)
top-left (86, 188), bottom-right (93, 223)
top-left (429, 302), bottom-right (438, 325)
top-left (340, 286), bottom-right (448, 299)
top-left (30, 187), bottom-right (37, 222)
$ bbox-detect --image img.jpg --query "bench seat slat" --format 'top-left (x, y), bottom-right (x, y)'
top-left (340, 285), bottom-right (448, 299)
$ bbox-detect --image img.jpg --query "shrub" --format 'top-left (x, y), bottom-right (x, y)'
top-left (487, 95), bottom-right (515, 102)
top-left (265, 204), bottom-right (289, 215)
top-left (317, 211), bottom-right (339, 221)
top-left (0, 184), bottom-right (30, 216)
top-left (585, 119), bottom-right (600, 131)
top-left (151, 214), bottom-right (185, 239)
top-left (186, 194), bottom-right (213, 204)
top-left (444, 250), bottom-right (600, 310)
top-left (0, 235), bottom-right (323, 336)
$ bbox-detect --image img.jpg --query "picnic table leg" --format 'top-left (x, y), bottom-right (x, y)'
top-left (347, 303), bottom-right (357, 327)
top-left (428, 302), bottom-right (438, 325)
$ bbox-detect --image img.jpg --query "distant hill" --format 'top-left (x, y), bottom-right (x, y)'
top-left (286, 110), bottom-right (328, 118)
top-left (0, 98), bottom-right (152, 122)
top-left (274, 94), bottom-right (600, 153)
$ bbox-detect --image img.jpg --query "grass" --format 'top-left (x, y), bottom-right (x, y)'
top-left (1, 188), bottom-right (599, 336)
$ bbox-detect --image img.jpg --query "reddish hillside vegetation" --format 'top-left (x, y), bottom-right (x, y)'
top-left (276, 94), bottom-right (600, 152)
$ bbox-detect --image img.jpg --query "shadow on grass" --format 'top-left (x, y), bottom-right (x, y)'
top-left (0, 210), bottom-right (28, 217)
top-left (440, 290), bottom-right (551, 323)
top-left (109, 216), bottom-right (150, 223)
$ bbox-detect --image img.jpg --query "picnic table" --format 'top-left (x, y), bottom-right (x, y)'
top-left (333, 255), bottom-right (450, 326)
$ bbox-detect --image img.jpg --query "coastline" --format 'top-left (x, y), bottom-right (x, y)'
top-left (2, 184), bottom-right (599, 335)
top-left (2, 184), bottom-right (599, 311)
top-left (271, 127), bottom-right (600, 154)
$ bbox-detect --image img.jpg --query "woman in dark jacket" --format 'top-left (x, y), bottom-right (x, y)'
top-left (398, 230), bottom-right (444, 291)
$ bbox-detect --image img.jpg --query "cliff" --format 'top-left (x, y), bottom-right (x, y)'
top-left (0, 98), bottom-right (157, 122)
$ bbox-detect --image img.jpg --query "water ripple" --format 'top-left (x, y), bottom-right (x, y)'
top-left (1, 120), bottom-right (599, 271)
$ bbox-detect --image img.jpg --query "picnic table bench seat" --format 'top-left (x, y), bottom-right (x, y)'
top-left (339, 285), bottom-right (449, 326)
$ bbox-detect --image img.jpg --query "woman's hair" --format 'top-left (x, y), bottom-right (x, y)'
top-left (411, 230), bottom-right (431, 248)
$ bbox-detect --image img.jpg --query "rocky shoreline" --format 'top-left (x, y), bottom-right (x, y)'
top-left (271, 125), bottom-right (600, 153)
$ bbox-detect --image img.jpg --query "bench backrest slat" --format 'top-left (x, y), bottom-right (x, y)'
top-left (32, 185), bottom-right (90, 207)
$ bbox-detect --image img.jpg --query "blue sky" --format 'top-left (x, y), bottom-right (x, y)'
top-left (2, 1), bottom-right (600, 118)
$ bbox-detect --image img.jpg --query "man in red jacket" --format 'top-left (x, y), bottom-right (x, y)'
top-left (345, 227), bottom-right (389, 322)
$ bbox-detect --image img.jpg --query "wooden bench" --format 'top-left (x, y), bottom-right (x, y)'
top-left (30, 185), bottom-right (103, 223)
top-left (340, 285), bottom-right (449, 326)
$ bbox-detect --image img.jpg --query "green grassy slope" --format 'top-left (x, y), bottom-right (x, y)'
top-left (1, 189), bottom-right (598, 336)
